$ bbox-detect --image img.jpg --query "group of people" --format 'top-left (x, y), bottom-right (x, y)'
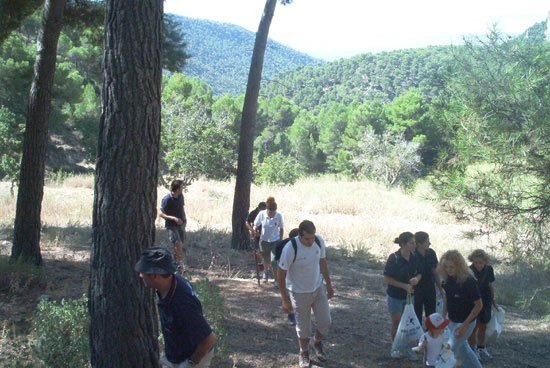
top-left (246, 196), bottom-right (334, 368)
top-left (135, 182), bottom-right (498, 368)
top-left (384, 231), bottom-right (498, 367)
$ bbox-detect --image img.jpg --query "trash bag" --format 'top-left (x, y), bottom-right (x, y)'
top-left (435, 328), bottom-right (457, 368)
top-left (486, 305), bottom-right (505, 345)
top-left (435, 286), bottom-right (445, 316)
top-left (392, 294), bottom-right (423, 352)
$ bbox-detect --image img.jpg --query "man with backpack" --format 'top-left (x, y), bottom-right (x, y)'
top-left (277, 220), bottom-right (334, 368)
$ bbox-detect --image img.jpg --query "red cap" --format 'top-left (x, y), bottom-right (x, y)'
top-left (425, 312), bottom-right (450, 331)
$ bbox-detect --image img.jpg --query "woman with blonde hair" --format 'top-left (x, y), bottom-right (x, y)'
top-left (438, 250), bottom-right (483, 368)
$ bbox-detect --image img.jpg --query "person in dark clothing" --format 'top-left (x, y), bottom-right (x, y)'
top-left (468, 249), bottom-right (497, 360)
top-left (383, 231), bottom-right (421, 358)
top-left (245, 201), bottom-right (267, 249)
top-left (439, 250), bottom-right (483, 368)
top-left (159, 180), bottom-right (187, 270)
top-left (135, 247), bottom-right (217, 368)
top-left (413, 231), bottom-right (442, 325)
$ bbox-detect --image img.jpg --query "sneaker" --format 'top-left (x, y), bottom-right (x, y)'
top-left (478, 347), bottom-right (492, 359)
top-left (310, 339), bottom-right (327, 362)
top-left (287, 313), bottom-right (296, 326)
top-left (299, 350), bottom-right (310, 368)
top-left (390, 349), bottom-right (401, 359)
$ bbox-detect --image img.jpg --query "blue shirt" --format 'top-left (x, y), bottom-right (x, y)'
top-left (158, 275), bottom-right (212, 364)
top-left (160, 193), bottom-right (185, 228)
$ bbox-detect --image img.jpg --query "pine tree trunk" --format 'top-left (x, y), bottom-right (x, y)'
top-left (231, 0), bottom-right (277, 250)
top-left (89, 1), bottom-right (163, 367)
top-left (11, 0), bottom-right (66, 265)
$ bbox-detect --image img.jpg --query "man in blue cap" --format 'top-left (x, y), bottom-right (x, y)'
top-left (135, 247), bottom-right (216, 367)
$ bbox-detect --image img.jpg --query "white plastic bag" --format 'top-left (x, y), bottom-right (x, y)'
top-left (392, 294), bottom-right (423, 352)
top-left (435, 286), bottom-right (445, 316)
top-left (435, 328), bottom-right (457, 368)
top-left (486, 305), bottom-right (505, 345)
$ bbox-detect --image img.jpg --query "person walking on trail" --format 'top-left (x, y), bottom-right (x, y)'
top-left (135, 247), bottom-right (217, 368)
top-left (159, 180), bottom-right (187, 272)
top-left (439, 250), bottom-right (483, 368)
top-left (413, 231), bottom-right (442, 325)
top-left (245, 201), bottom-right (267, 250)
top-left (468, 249), bottom-right (498, 360)
top-left (278, 220), bottom-right (334, 368)
top-left (253, 196), bottom-right (284, 283)
top-left (276, 227), bottom-right (300, 326)
top-left (383, 231), bottom-right (421, 360)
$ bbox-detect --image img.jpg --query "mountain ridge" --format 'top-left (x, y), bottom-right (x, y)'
top-left (173, 14), bottom-right (322, 96)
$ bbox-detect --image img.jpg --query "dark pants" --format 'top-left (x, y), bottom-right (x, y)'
top-left (414, 284), bottom-right (436, 324)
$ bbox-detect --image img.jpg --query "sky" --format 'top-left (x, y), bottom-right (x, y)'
top-left (164, 0), bottom-right (549, 61)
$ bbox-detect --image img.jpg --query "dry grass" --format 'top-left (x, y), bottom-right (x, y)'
top-left (0, 176), bottom-right (497, 262)
top-left (180, 175), bottom-right (497, 261)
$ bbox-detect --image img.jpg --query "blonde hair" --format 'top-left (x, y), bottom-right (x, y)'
top-left (438, 250), bottom-right (473, 284)
top-left (468, 249), bottom-right (490, 263)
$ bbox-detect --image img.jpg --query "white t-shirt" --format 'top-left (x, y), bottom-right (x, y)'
top-left (253, 210), bottom-right (284, 242)
top-left (278, 235), bottom-right (326, 293)
top-left (419, 331), bottom-right (445, 366)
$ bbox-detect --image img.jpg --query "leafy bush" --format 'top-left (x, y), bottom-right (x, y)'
top-left (352, 126), bottom-right (421, 187)
top-left (193, 279), bottom-right (227, 357)
top-left (32, 295), bottom-right (90, 368)
top-left (254, 152), bottom-right (302, 185)
top-left (0, 106), bottom-right (24, 182)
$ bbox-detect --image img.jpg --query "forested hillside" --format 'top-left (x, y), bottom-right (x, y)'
top-left (263, 46), bottom-right (454, 111)
top-left (173, 15), bottom-right (321, 95)
top-left (1, 9), bottom-right (548, 268)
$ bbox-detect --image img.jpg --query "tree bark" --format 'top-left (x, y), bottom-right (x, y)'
top-left (89, 1), bottom-right (163, 367)
top-left (231, 0), bottom-right (277, 250)
top-left (11, 0), bottom-right (66, 265)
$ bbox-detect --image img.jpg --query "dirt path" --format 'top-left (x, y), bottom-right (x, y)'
top-left (198, 251), bottom-right (550, 368)
top-left (1, 240), bottom-right (548, 367)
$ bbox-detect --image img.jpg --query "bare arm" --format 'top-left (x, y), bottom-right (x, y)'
top-left (189, 332), bottom-right (217, 364)
top-left (384, 275), bottom-right (413, 294)
top-left (454, 298), bottom-right (483, 338)
top-left (158, 209), bottom-right (183, 225)
top-left (320, 258), bottom-right (334, 298)
top-left (278, 268), bottom-right (292, 312)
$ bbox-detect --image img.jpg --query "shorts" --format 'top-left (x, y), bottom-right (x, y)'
top-left (477, 297), bottom-right (492, 324)
top-left (167, 226), bottom-right (185, 246)
top-left (259, 240), bottom-right (277, 264)
top-left (387, 295), bottom-right (407, 314)
top-left (289, 284), bottom-right (332, 338)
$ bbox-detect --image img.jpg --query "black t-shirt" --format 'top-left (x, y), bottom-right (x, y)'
top-left (383, 250), bottom-right (419, 300)
top-left (414, 248), bottom-right (438, 290)
top-left (443, 276), bottom-right (481, 323)
top-left (470, 264), bottom-right (495, 301)
top-left (247, 208), bottom-right (261, 239)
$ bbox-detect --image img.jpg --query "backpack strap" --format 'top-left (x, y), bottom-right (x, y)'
top-left (290, 237), bottom-right (298, 263)
top-left (290, 236), bottom-right (323, 263)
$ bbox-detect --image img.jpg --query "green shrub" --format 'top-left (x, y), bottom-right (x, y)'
top-left (193, 279), bottom-right (227, 358)
top-left (32, 295), bottom-right (90, 368)
top-left (255, 152), bottom-right (302, 185)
